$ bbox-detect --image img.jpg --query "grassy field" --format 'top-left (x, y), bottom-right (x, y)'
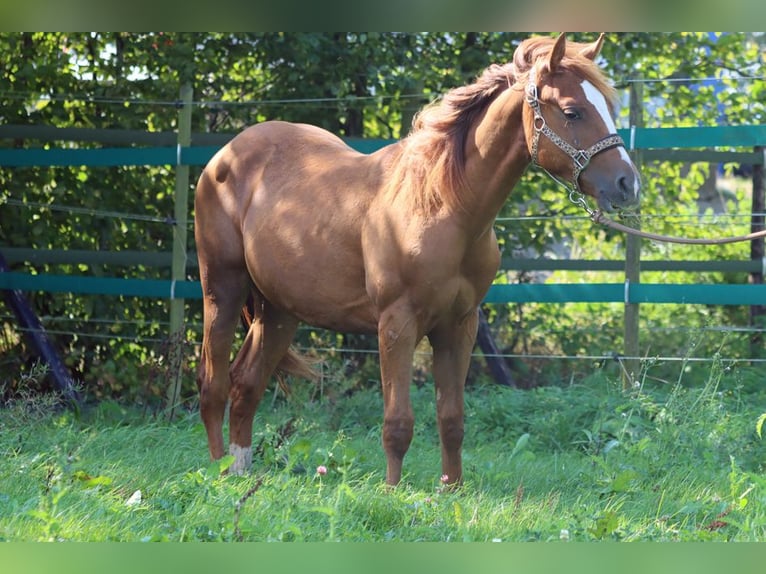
top-left (1, 363), bottom-right (765, 542)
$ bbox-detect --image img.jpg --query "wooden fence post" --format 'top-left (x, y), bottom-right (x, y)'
top-left (166, 82), bottom-right (193, 418)
top-left (751, 145), bottom-right (765, 360)
top-left (476, 307), bottom-right (516, 388)
top-left (623, 80), bottom-right (643, 391)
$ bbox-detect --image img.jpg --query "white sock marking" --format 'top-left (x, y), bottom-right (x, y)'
top-left (229, 443), bottom-right (253, 475)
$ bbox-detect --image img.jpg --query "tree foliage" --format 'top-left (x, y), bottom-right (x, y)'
top-left (1, 33), bottom-right (763, 400)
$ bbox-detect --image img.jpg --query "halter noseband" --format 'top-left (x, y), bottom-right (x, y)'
top-left (524, 70), bottom-right (625, 200)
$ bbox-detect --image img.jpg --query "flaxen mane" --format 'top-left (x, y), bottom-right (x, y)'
top-left (388, 35), bottom-right (616, 214)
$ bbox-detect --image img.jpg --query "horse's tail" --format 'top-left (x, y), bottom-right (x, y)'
top-left (240, 294), bottom-right (320, 395)
top-left (277, 347), bottom-right (322, 385)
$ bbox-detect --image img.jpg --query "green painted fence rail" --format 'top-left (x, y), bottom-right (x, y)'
top-left (0, 143), bottom-right (371, 167)
top-left (2, 271), bottom-right (765, 306)
top-left (0, 146), bottom-right (217, 168)
top-left (628, 125), bottom-right (766, 149)
top-left (1, 125), bottom-right (765, 167)
top-left (484, 282), bottom-right (766, 305)
top-left (3, 123), bottom-right (764, 152)
top-left (2, 145), bottom-right (762, 168)
top-left (0, 272), bottom-right (201, 300)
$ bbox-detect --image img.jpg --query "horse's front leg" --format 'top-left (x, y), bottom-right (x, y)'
top-left (377, 302), bottom-right (419, 486)
top-left (428, 309), bottom-right (479, 485)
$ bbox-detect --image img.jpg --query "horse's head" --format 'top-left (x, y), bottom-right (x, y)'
top-left (518, 33), bottom-right (640, 212)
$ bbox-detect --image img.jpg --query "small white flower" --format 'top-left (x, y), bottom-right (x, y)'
top-left (560, 528), bottom-right (570, 541)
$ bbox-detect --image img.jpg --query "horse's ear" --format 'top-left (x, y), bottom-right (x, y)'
top-left (579, 33), bottom-right (605, 61)
top-left (547, 33), bottom-right (567, 72)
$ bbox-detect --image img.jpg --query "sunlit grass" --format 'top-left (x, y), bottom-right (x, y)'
top-left (1, 363), bottom-right (765, 541)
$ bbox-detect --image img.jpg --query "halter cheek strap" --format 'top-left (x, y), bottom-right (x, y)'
top-left (524, 74), bottom-right (625, 195)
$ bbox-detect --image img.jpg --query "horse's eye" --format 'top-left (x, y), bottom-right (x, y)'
top-left (563, 108), bottom-right (581, 121)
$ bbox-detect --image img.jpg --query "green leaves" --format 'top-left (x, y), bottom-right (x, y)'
top-left (600, 469), bottom-right (640, 495)
top-left (206, 455), bottom-right (236, 478)
top-left (589, 510), bottom-right (621, 539)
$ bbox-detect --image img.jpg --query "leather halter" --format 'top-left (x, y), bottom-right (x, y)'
top-left (524, 70), bottom-right (625, 196)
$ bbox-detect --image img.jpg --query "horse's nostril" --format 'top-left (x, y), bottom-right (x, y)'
top-left (617, 175), bottom-right (629, 195)
top-left (616, 174), bottom-right (638, 203)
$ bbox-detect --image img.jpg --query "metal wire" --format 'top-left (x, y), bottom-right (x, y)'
top-left (1, 73), bottom-right (764, 110)
top-left (0, 91), bottom-right (429, 109)
top-left (3, 198), bottom-right (176, 226)
top-left (6, 314), bottom-right (763, 337)
top-left (3, 318), bottom-right (763, 366)
top-left (4, 196), bottom-right (761, 231)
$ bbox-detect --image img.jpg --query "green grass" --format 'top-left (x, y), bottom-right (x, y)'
top-left (1, 364), bottom-right (765, 542)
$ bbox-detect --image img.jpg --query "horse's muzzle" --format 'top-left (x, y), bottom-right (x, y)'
top-left (593, 167), bottom-right (641, 213)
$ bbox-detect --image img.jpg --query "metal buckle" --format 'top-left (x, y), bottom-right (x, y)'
top-left (572, 150), bottom-right (590, 170)
top-left (568, 189), bottom-right (595, 216)
top-left (525, 82), bottom-right (538, 104)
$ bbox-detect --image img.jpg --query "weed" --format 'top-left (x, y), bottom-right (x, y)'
top-left (2, 361), bottom-right (56, 416)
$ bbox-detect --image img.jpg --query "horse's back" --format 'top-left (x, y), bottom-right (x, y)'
top-left (202, 121), bottom-right (386, 203)
top-left (242, 120), bottom-right (351, 149)
top-left (197, 120), bottom-right (388, 333)
top-left (223, 120), bottom-right (359, 167)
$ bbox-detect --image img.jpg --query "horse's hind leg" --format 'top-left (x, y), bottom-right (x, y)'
top-left (228, 296), bottom-right (300, 474)
top-left (197, 267), bottom-right (250, 464)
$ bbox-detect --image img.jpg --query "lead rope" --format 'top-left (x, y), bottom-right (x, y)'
top-left (588, 203), bottom-right (766, 245)
top-left (565, 185), bottom-right (766, 245)
top-left (567, 168), bottom-right (766, 245)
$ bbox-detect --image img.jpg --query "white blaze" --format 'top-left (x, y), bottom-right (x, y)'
top-left (581, 80), bottom-right (640, 198)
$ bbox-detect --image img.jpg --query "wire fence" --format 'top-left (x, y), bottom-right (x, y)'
top-left (2, 169), bottom-right (763, 366)
top-left (2, 197), bottom-right (179, 226)
top-left (1, 72), bottom-right (765, 109)
top-left (3, 198), bottom-right (764, 239)
top-left (2, 70), bottom-right (765, 390)
top-left (2, 311), bottom-right (764, 367)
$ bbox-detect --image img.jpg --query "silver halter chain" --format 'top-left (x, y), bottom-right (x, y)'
top-left (524, 69), bottom-right (625, 207)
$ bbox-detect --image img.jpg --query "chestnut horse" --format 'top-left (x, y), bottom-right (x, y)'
top-left (194, 33), bottom-right (639, 485)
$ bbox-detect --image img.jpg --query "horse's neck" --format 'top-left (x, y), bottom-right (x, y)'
top-left (461, 87), bottom-right (530, 231)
